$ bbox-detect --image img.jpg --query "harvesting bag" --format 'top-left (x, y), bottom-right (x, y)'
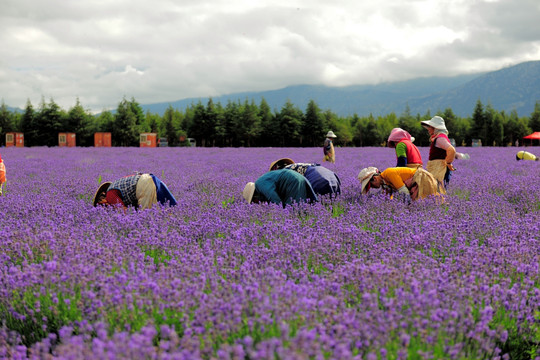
top-left (412, 168), bottom-right (439, 200)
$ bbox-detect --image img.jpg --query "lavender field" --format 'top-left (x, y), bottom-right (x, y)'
top-left (0, 146), bottom-right (539, 359)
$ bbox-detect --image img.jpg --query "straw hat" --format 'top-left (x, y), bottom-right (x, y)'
top-left (326, 131), bottom-right (337, 138)
top-left (93, 182), bottom-right (112, 206)
top-left (242, 182), bottom-right (256, 203)
top-left (269, 158), bottom-right (295, 171)
top-left (358, 167), bottom-right (379, 194)
top-left (420, 116), bottom-right (447, 132)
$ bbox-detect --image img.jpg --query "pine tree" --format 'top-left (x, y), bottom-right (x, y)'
top-left (67, 98), bottom-right (92, 146)
top-left (471, 99), bottom-right (486, 144)
top-left (278, 100), bottom-right (303, 146)
top-left (113, 98), bottom-right (139, 146)
top-left (258, 98), bottom-right (277, 147)
top-left (0, 102), bottom-right (15, 145)
top-left (303, 100), bottom-right (325, 146)
top-left (529, 101), bottom-right (540, 131)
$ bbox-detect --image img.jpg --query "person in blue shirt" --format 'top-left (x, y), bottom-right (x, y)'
top-left (269, 158), bottom-right (341, 198)
top-left (243, 169), bottom-right (318, 207)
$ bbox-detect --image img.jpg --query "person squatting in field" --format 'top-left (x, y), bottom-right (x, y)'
top-left (243, 169), bottom-right (318, 207)
top-left (323, 131), bottom-right (337, 164)
top-left (516, 151), bottom-right (539, 161)
top-left (358, 166), bottom-right (440, 203)
top-left (387, 128), bottom-right (423, 169)
top-left (93, 172), bottom-right (177, 210)
top-left (269, 158), bottom-right (341, 198)
top-left (0, 151), bottom-right (6, 196)
top-left (421, 116), bottom-right (456, 193)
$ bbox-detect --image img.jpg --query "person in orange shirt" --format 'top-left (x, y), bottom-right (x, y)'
top-left (0, 152), bottom-right (6, 196)
top-left (358, 166), bottom-right (439, 202)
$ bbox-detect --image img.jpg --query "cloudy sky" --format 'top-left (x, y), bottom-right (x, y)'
top-left (1, 0), bottom-right (540, 112)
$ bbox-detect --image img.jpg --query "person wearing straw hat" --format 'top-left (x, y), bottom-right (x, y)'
top-left (269, 158), bottom-right (295, 171)
top-left (0, 151), bottom-right (6, 196)
top-left (358, 166), bottom-right (439, 203)
top-left (387, 128), bottom-right (423, 169)
top-left (269, 158), bottom-right (341, 198)
top-left (323, 131), bottom-right (337, 163)
top-left (243, 169), bottom-right (318, 207)
top-left (420, 116), bottom-right (456, 193)
top-left (93, 172), bottom-right (177, 210)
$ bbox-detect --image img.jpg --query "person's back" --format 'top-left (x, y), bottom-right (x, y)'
top-left (303, 165), bottom-right (341, 197)
top-left (516, 151), bottom-right (539, 161)
top-left (380, 167), bottom-right (416, 190)
top-left (254, 169), bottom-right (318, 206)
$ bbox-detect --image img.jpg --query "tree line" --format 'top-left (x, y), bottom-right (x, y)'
top-left (1, 96), bottom-right (539, 147)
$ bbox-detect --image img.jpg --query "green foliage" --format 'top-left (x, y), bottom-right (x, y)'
top-left (2, 95), bottom-right (539, 148)
top-left (113, 98), bottom-right (140, 146)
top-left (530, 101), bottom-right (540, 132)
top-left (1, 287), bottom-right (83, 347)
top-left (0, 101), bottom-right (16, 145)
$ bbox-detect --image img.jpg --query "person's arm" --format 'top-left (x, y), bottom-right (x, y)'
top-left (445, 145), bottom-right (456, 166)
top-left (381, 168), bottom-right (414, 203)
top-left (105, 189), bottom-right (126, 209)
top-left (254, 176), bottom-right (282, 205)
top-left (395, 142), bottom-right (408, 167)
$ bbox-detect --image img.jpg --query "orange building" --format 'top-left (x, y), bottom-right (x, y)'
top-left (94, 132), bottom-right (112, 147)
top-left (140, 133), bottom-right (157, 147)
top-left (6, 132), bottom-right (24, 147)
top-left (59, 133), bottom-right (76, 147)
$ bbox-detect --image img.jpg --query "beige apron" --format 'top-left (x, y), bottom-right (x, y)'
top-left (413, 168), bottom-right (439, 199)
top-left (323, 142), bottom-right (335, 164)
top-left (136, 174), bottom-right (158, 209)
top-left (426, 159), bottom-right (447, 194)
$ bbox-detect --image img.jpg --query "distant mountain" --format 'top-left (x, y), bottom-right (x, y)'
top-left (142, 60), bottom-right (540, 118)
top-left (406, 61), bottom-right (540, 117)
top-left (5, 105), bottom-right (23, 114)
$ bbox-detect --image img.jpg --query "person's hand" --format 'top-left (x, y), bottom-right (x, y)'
top-left (397, 185), bottom-right (410, 195)
top-left (396, 185), bottom-right (412, 204)
top-left (447, 163), bottom-right (456, 171)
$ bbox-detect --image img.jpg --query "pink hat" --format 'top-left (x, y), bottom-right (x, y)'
top-left (387, 128), bottom-right (414, 146)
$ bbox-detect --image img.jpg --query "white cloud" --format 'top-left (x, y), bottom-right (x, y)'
top-left (0, 0), bottom-right (539, 112)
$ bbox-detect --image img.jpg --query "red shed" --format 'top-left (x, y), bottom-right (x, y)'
top-left (94, 132), bottom-right (112, 147)
top-left (140, 133), bottom-right (157, 147)
top-left (59, 133), bottom-right (76, 147)
top-left (6, 132), bottom-right (24, 147)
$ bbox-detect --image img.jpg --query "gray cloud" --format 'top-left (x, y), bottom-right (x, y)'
top-left (1, 0), bottom-right (539, 112)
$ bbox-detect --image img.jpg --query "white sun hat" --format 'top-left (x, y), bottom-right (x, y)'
top-left (326, 131), bottom-right (337, 138)
top-left (358, 167), bottom-right (379, 194)
top-left (420, 116), bottom-right (447, 132)
top-left (242, 182), bottom-right (256, 203)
